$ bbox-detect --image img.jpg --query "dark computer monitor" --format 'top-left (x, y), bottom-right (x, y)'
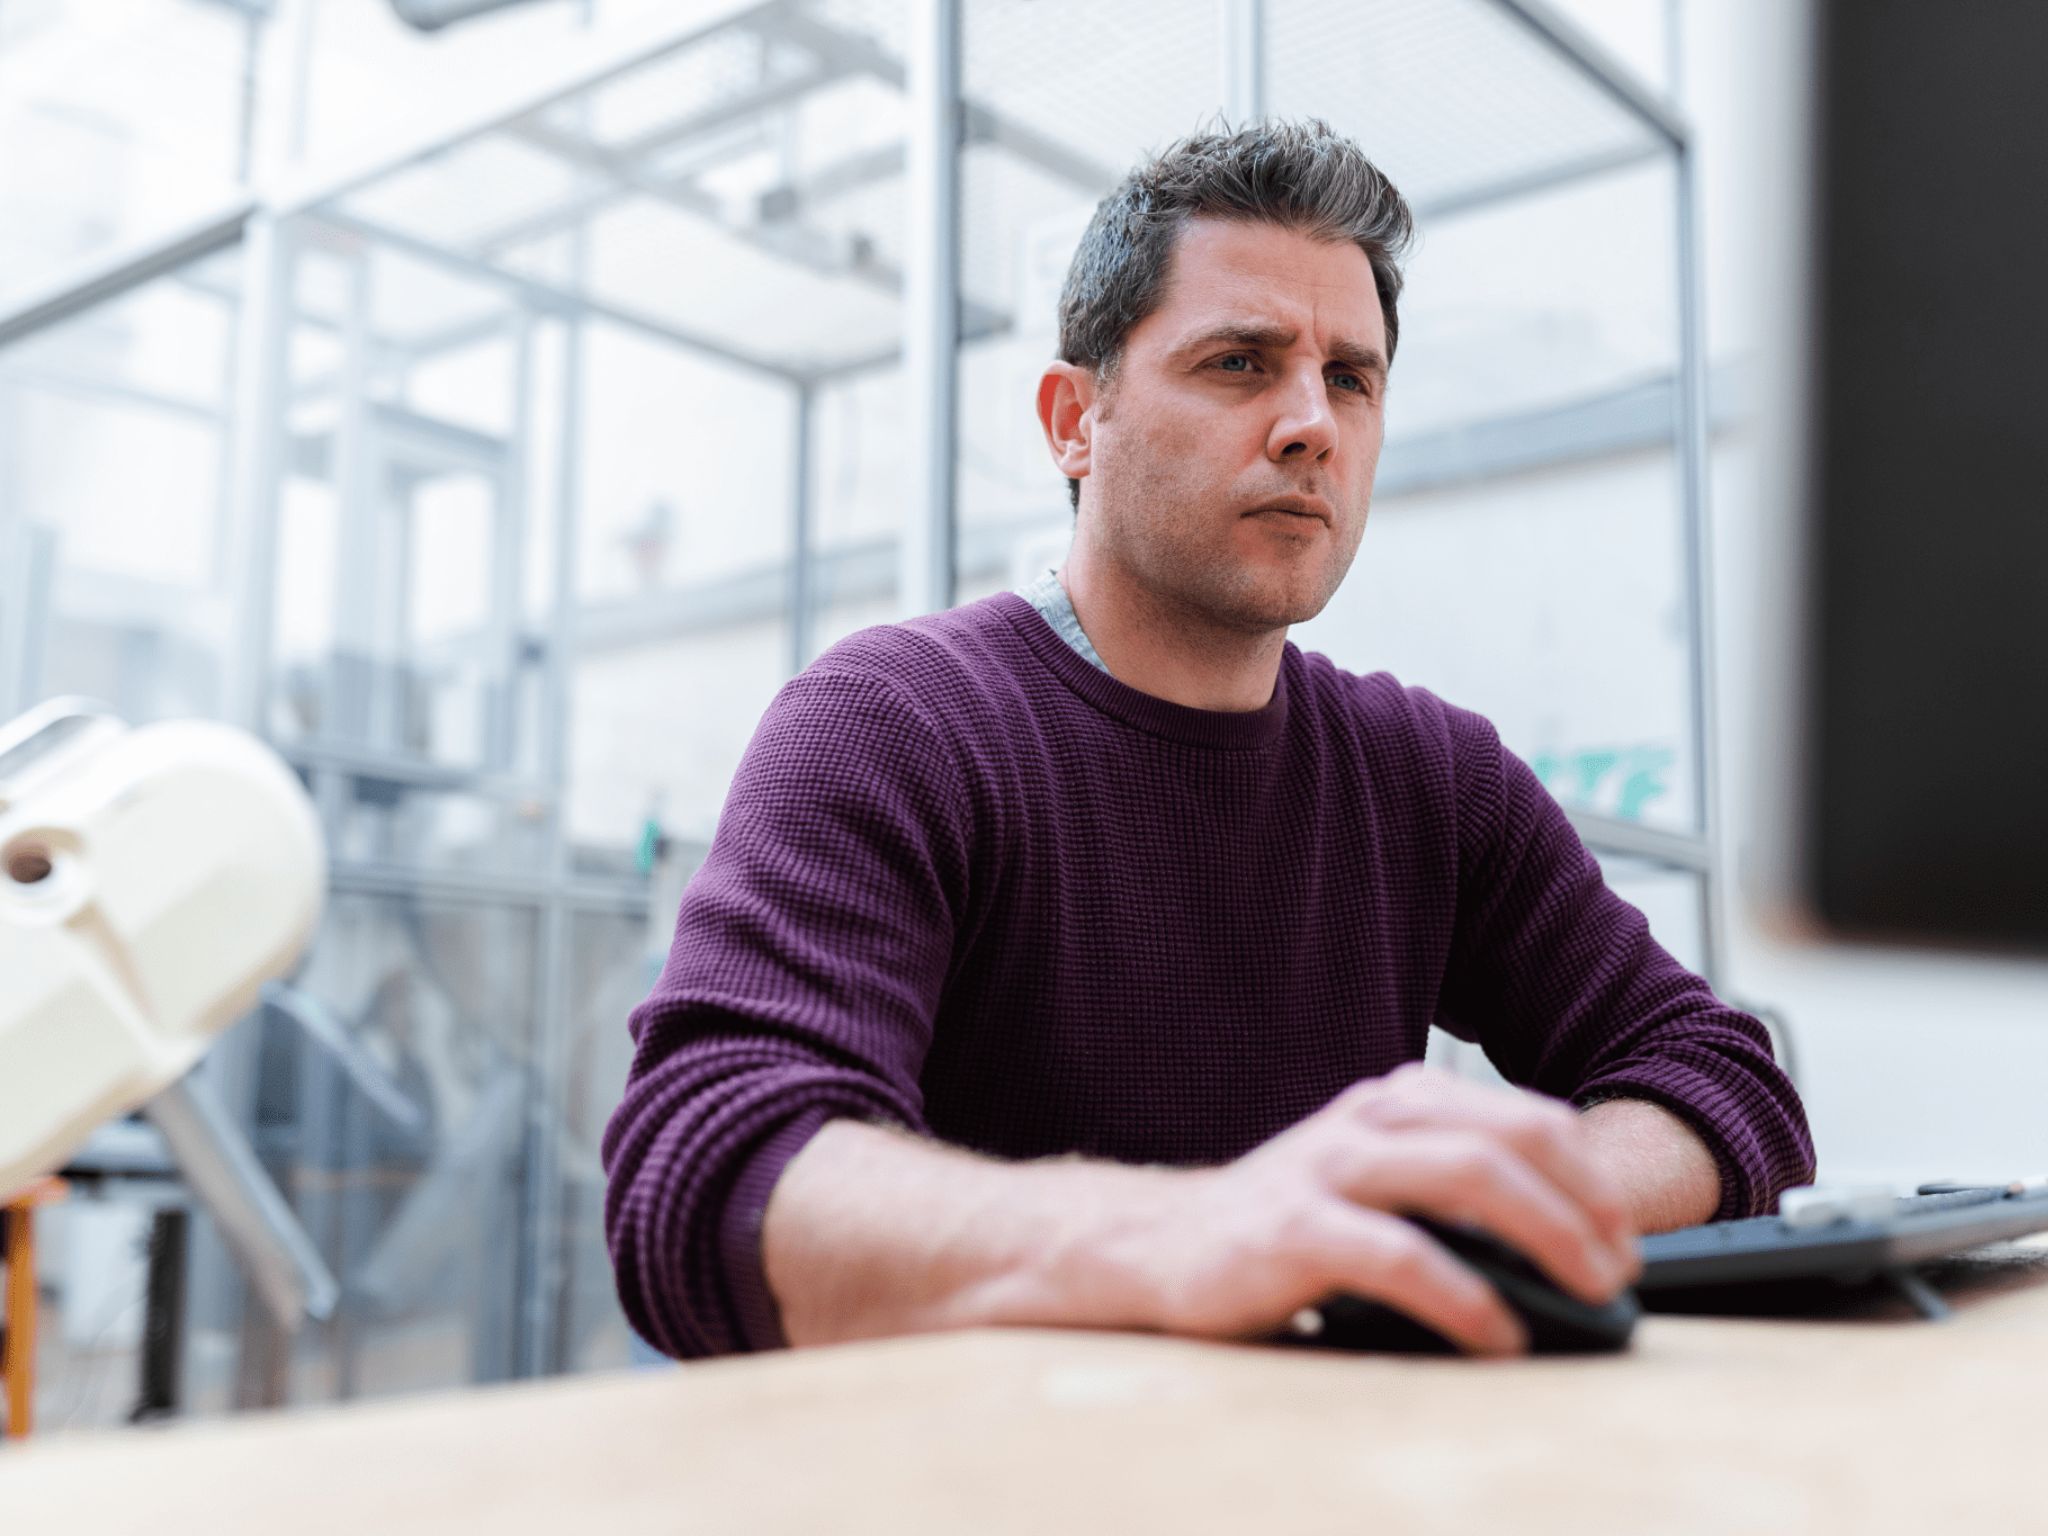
top-left (1765, 0), bottom-right (2048, 956)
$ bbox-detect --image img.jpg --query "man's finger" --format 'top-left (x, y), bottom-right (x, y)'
top-left (1347, 1068), bottom-right (1636, 1267)
top-left (1322, 1127), bottom-right (1628, 1304)
top-left (1292, 1201), bottom-right (1528, 1356)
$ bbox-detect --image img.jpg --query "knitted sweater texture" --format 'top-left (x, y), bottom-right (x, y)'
top-left (603, 593), bottom-right (1815, 1359)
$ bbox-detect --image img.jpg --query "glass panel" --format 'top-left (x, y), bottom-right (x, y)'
top-left (182, 893), bottom-right (543, 1412)
top-left (0, 2), bottom-right (252, 308)
top-left (1376, 162), bottom-right (1680, 440)
top-left (963, 0), bottom-right (1224, 189)
top-left (955, 0), bottom-right (1227, 596)
top-left (288, 0), bottom-right (686, 167)
top-left (4, 253), bottom-right (240, 411)
top-left (334, 6), bottom-right (920, 381)
top-left (555, 22), bottom-right (813, 150)
top-left (1262, 14), bottom-right (1693, 831)
top-left (343, 135), bottom-right (607, 257)
top-left (1265, 20), bottom-right (1690, 830)
top-left (0, 247), bottom-right (243, 724)
top-left (548, 905), bottom-right (672, 1372)
top-left (307, 9), bottom-right (914, 877)
top-left (1264, 0), bottom-right (1660, 215)
top-left (268, 233), bottom-right (537, 777)
top-left (558, 316), bottom-right (799, 874)
top-left (566, 629), bottom-right (791, 873)
top-left (319, 779), bottom-right (553, 878)
top-left (575, 322), bottom-right (795, 603)
top-left (806, 361), bottom-right (909, 657)
top-left (1294, 445), bottom-right (1696, 833)
top-left (526, 181), bottom-right (903, 378)
top-left (12, 392), bottom-right (222, 587)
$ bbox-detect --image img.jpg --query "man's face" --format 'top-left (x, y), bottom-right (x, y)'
top-left (1076, 217), bottom-right (1388, 632)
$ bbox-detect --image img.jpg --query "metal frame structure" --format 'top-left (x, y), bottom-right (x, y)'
top-left (1493, 0), bottom-right (1728, 984)
top-left (0, 0), bottom-right (1728, 1397)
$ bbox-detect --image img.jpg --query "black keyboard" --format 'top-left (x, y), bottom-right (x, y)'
top-left (1637, 1183), bottom-right (2048, 1293)
top-left (1896, 1187), bottom-right (2006, 1215)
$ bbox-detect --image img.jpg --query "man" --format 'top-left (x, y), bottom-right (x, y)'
top-left (604, 121), bottom-right (1815, 1362)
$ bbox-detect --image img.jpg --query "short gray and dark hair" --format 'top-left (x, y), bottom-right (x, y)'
top-left (1055, 119), bottom-right (1414, 509)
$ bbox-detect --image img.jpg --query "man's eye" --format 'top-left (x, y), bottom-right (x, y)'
top-left (1330, 371), bottom-right (1367, 395)
top-left (1214, 353), bottom-right (1256, 373)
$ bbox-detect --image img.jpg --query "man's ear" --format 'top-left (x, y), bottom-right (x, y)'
top-left (1037, 362), bottom-right (1096, 483)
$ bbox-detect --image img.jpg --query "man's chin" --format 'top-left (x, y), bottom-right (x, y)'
top-left (1201, 574), bottom-right (1341, 634)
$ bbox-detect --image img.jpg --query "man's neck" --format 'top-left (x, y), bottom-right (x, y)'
top-left (1058, 544), bottom-right (1286, 714)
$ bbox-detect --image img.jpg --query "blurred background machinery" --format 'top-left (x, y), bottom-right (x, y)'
top-left (0, 698), bottom-right (331, 1434)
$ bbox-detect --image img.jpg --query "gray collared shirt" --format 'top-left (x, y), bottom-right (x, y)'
top-left (1013, 567), bottom-right (1109, 674)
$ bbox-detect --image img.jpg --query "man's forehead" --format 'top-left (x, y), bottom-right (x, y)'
top-left (1147, 218), bottom-right (1386, 350)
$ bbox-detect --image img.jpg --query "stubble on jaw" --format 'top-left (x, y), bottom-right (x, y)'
top-left (1088, 448), bottom-right (1370, 640)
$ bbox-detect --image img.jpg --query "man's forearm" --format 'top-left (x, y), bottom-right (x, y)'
top-left (761, 1118), bottom-right (1181, 1347)
top-left (759, 1072), bottom-right (1651, 1357)
top-left (1578, 1097), bottom-right (1722, 1233)
top-left (765, 1104), bottom-right (1713, 1351)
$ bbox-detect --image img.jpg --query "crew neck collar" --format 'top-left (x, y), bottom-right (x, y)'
top-left (993, 591), bottom-right (1291, 751)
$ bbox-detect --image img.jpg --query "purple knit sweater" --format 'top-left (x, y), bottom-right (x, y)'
top-left (603, 592), bottom-right (1815, 1360)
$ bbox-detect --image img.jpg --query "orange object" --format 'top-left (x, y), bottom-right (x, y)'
top-left (2, 1176), bottom-right (66, 1440)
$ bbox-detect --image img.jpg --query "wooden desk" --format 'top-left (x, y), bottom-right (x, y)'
top-left (4, 1236), bottom-right (2047, 1534)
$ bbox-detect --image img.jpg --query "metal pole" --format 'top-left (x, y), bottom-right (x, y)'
top-left (1222, 0), bottom-right (1265, 123)
top-left (144, 1076), bottom-right (341, 1328)
top-left (519, 306), bottom-right (585, 1377)
top-left (0, 202), bottom-right (254, 352)
top-left (486, 316), bottom-right (535, 773)
top-left (1673, 140), bottom-right (1725, 989)
top-left (201, 240), bottom-right (301, 1404)
top-left (219, 213), bottom-right (293, 737)
top-left (789, 385), bottom-right (815, 673)
top-left (899, 0), bottom-right (961, 618)
top-left (234, 9), bottom-right (263, 184)
top-left (1489, 0), bottom-right (1688, 147)
top-left (328, 245), bottom-right (380, 750)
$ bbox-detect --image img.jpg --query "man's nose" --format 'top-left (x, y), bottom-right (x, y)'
top-left (1266, 368), bottom-right (1337, 463)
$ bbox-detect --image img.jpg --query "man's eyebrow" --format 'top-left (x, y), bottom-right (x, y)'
top-left (1173, 322), bottom-right (1388, 382)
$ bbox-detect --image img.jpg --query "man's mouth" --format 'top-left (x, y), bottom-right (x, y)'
top-left (1244, 497), bottom-right (1332, 525)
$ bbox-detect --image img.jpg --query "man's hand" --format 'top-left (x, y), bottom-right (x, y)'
top-left (766, 1063), bottom-right (1640, 1357)
top-left (1120, 1063), bottom-right (1641, 1355)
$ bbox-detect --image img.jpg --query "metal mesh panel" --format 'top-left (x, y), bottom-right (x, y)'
top-left (964, 0), bottom-right (1226, 175)
top-left (1266, 0), bottom-right (1659, 213)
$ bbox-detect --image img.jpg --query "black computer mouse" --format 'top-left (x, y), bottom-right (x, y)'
top-left (1271, 1214), bottom-right (1640, 1355)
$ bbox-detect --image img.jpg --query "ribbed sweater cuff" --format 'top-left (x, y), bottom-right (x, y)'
top-left (719, 1105), bottom-right (840, 1352)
